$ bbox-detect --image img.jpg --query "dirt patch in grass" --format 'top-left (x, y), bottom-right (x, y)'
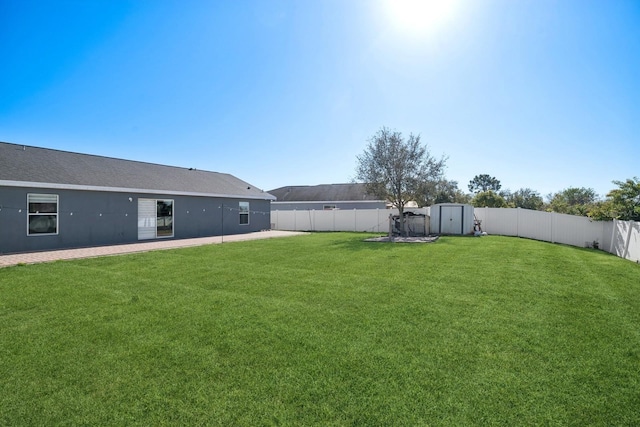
top-left (364, 235), bottom-right (440, 243)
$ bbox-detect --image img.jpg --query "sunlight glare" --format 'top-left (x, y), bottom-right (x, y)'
top-left (385, 0), bottom-right (459, 37)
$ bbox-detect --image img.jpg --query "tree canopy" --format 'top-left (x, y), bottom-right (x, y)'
top-left (471, 190), bottom-right (508, 208)
top-left (468, 174), bottom-right (502, 193)
top-left (502, 188), bottom-right (544, 210)
top-left (607, 177), bottom-right (640, 220)
top-left (589, 177), bottom-right (640, 221)
top-left (414, 179), bottom-right (470, 206)
top-left (546, 187), bottom-right (599, 216)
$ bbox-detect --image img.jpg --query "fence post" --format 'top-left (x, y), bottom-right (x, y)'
top-left (609, 219), bottom-right (617, 254)
top-left (485, 206), bottom-right (489, 233)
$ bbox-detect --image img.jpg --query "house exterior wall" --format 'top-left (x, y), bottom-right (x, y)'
top-left (0, 186), bottom-right (271, 254)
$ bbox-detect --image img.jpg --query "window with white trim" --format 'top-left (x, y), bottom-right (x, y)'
top-left (239, 201), bottom-right (249, 225)
top-left (27, 193), bottom-right (58, 235)
top-left (138, 198), bottom-right (174, 239)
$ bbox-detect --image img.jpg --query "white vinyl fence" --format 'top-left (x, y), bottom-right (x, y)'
top-left (271, 208), bottom-right (429, 234)
top-left (474, 208), bottom-right (639, 263)
top-left (272, 207), bottom-right (639, 263)
top-left (608, 219), bottom-right (640, 263)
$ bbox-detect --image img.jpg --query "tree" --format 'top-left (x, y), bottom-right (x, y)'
top-left (607, 177), bottom-right (640, 221)
top-left (590, 177), bottom-right (640, 221)
top-left (471, 190), bottom-right (508, 208)
top-left (468, 174), bottom-right (501, 193)
top-left (416, 179), bottom-right (470, 206)
top-left (546, 187), bottom-right (598, 216)
top-left (355, 127), bottom-right (446, 235)
top-left (502, 188), bottom-right (544, 210)
top-left (433, 180), bottom-right (472, 204)
top-left (587, 200), bottom-right (615, 221)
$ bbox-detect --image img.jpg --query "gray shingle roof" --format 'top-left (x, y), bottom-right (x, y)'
top-left (268, 183), bottom-right (382, 202)
top-left (0, 142), bottom-right (275, 200)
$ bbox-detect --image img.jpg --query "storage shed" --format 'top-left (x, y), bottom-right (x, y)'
top-left (429, 203), bottom-right (474, 235)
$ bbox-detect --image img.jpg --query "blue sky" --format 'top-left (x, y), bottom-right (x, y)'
top-left (1, 0), bottom-right (638, 198)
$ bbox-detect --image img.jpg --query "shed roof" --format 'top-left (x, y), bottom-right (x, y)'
top-left (0, 141), bottom-right (275, 200)
top-left (268, 183), bottom-right (382, 202)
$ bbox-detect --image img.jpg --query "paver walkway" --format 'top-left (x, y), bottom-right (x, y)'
top-left (0, 230), bottom-right (305, 268)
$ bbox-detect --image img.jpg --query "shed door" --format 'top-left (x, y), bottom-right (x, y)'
top-left (138, 199), bottom-right (157, 240)
top-left (440, 206), bottom-right (463, 234)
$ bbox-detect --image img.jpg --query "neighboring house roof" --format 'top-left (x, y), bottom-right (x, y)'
top-left (0, 141), bottom-right (275, 200)
top-left (268, 183), bottom-right (382, 202)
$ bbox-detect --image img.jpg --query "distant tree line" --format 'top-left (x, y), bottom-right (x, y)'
top-left (356, 127), bottom-right (639, 224)
top-left (450, 174), bottom-right (639, 222)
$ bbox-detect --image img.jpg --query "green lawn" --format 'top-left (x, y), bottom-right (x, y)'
top-left (1, 233), bottom-right (639, 426)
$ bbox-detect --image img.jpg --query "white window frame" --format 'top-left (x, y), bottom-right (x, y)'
top-left (27, 193), bottom-right (59, 236)
top-left (239, 201), bottom-right (249, 225)
top-left (138, 198), bottom-right (174, 240)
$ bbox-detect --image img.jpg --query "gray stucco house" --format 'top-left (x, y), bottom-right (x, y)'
top-left (0, 142), bottom-right (275, 254)
top-left (269, 183), bottom-right (387, 210)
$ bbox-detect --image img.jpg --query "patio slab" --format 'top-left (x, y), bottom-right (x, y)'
top-left (0, 230), bottom-right (305, 268)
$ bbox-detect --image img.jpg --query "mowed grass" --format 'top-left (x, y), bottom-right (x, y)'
top-left (1, 234), bottom-right (639, 426)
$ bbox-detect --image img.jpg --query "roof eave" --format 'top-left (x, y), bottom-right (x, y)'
top-left (0, 180), bottom-right (277, 201)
